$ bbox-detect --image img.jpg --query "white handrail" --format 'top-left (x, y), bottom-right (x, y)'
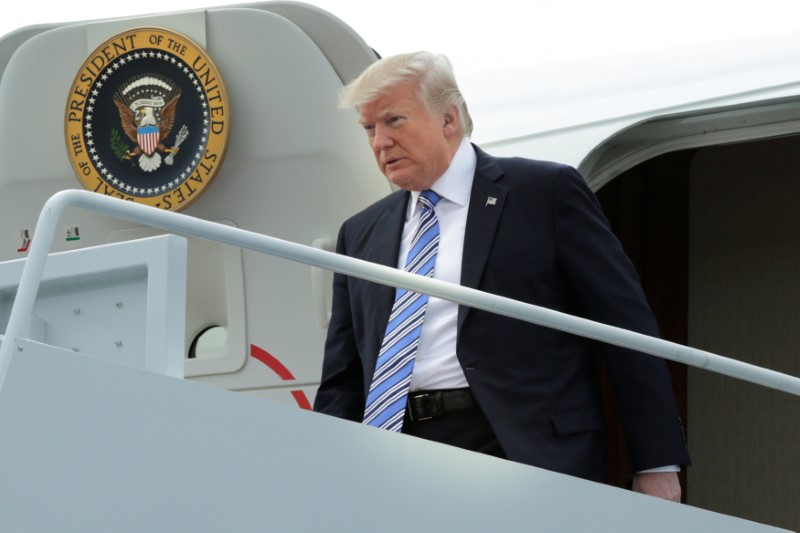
top-left (2, 189), bottom-right (800, 397)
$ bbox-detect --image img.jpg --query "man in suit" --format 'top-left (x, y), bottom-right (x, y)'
top-left (313, 51), bottom-right (690, 501)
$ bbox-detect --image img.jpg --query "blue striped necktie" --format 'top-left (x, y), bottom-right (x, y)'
top-left (363, 189), bottom-right (441, 431)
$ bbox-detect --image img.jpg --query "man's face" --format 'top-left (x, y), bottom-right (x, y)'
top-left (358, 81), bottom-right (458, 191)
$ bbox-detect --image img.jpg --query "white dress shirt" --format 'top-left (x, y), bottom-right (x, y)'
top-left (399, 139), bottom-right (476, 391)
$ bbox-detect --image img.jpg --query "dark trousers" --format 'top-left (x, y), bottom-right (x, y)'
top-left (402, 405), bottom-right (505, 459)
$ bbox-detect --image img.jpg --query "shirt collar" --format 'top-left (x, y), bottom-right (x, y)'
top-left (409, 138), bottom-right (476, 213)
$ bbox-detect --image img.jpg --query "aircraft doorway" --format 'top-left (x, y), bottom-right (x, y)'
top-left (596, 135), bottom-right (800, 532)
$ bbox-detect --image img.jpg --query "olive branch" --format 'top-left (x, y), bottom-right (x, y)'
top-left (110, 128), bottom-right (130, 161)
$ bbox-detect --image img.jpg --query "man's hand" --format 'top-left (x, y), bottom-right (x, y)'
top-left (632, 472), bottom-right (681, 502)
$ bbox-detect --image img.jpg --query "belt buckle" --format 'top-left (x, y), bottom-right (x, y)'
top-left (409, 392), bottom-right (435, 422)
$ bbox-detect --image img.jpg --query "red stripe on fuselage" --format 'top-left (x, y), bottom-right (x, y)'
top-left (249, 344), bottom-right (312, 410)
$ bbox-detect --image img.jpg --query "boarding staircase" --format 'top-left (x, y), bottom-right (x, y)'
top-left (0, 191), bottom-right (796, 532)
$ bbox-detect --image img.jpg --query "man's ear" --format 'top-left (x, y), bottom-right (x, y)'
top-left (442, 105), bottom-right (460, 137)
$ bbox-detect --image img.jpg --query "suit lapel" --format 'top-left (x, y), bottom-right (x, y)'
top-left (368, 192), bottom-right (409, 364)
top-left (458, 147), bottom-right (507, 331)
top-left (370, 192), bottom-right (408, 268)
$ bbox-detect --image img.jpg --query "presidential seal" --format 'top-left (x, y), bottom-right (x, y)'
top-left (65, 28), bottom-right (229, 211)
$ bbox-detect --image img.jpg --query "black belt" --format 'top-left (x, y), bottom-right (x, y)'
top-left (406, 388), bottom-right (477, 422)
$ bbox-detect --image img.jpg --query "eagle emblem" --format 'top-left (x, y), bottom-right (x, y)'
top-left (113, 75), bottom-right (186, 172)
top-left (65, 27), bottom-right (229, 211)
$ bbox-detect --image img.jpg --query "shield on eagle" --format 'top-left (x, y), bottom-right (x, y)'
top-left (137, 124), bottom-right (160, 156)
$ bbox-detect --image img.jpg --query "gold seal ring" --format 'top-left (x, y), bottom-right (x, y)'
top-left (65, 27), bottom-right (229, 211)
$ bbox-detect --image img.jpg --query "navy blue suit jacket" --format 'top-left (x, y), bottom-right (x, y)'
top-left (314, 145), bottom-right (690, 482)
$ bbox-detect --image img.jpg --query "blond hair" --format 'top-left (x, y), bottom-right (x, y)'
top-left (339, 51), bottom-right (473, 137)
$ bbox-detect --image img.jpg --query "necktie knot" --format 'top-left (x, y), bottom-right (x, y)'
top-left (419, 189), bottom-right (441, 210)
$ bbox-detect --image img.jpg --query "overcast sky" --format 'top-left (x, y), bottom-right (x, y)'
top-left (4, 0), bottom-right (798, 59)
top-left (4, 0), bottom-right (798, 148)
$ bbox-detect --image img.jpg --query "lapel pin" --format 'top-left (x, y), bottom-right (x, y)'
top-left (486, 196), bottom-right (497, 206)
